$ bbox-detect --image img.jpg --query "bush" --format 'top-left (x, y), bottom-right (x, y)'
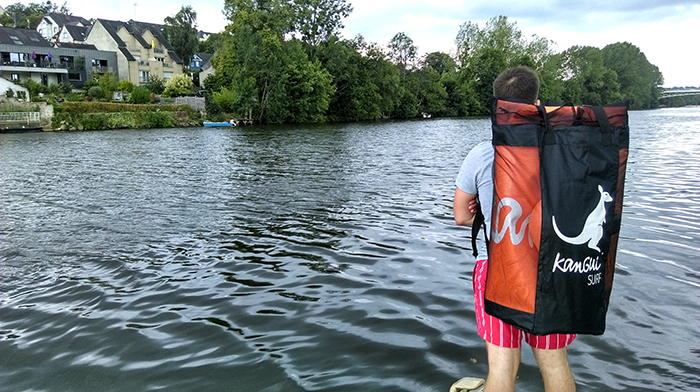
top-left (22, 78), bottom-right (49, 98)
top-left (81, 113), bottom-right (108, 130)
top-left (213, 87), bottom-right (236, 113)
top-left (98, 73), bottom-right (116, 101)
top-left (146, 75), bottom-right (165, 95)
top-left (88, 86), bottom-right (103, 100)
top-left (204, 90), bottom-right (225, 121)
top-left (82, 80), bottom-right (99, 93)
top-left (64, 92), bottom-right (85, 102)
top-left (129, 86), bottom-right (151, 104)
top-left (162, 74), bottom-right (194, 97)
top-left (116, 80), bottom-right (135, 93)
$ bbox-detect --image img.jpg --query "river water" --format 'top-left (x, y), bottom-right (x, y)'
top-left (1, 107), bottom-right (698, 392)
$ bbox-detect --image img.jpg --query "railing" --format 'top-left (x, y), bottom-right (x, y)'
top-left (129, 45), bottom-right (142, 53)
top-left (1, 61), bottom-right (68, 69)
top-left (154, 48), bottom-right (164, 54)
top-left (173, 97), bottom-right (205, 111)
top-left (163, 62), bottom-right (173, 68)
top-left (0, 112), bottom-right (41, 124)
top-left (139, 61), bottom-right (149, 66)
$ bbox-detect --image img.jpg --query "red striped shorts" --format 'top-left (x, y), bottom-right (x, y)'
top-left (473, 259), bottom-right (576, 349)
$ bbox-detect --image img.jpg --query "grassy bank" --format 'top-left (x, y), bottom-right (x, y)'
top-left (52, 102), bottom-right (201, 131)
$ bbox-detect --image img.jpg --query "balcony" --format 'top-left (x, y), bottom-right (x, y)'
top-left (129, 45), bottom-right (142, 53)
top-left (1, 61), bottom-right (68, 74)
top-left (154, 48), bottom-right (164, 54)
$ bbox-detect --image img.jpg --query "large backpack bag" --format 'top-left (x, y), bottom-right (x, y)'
top-left (484, 98), bottom-right (629, 335)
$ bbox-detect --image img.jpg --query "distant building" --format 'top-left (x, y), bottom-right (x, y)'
top-left (37, 13), bottom-right (91, 42)
top-left (189, 53), bottom-right (212, 71)
top-left (56, 24), bottom-right (91, 44)
top-left (198, 30), bottom-right (212, 41)
top-left (85, 19), bottom-right (183, 86)
top-left (0, 25), bottom-right (116, 89)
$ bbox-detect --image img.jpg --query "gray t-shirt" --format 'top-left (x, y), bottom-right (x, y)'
top-left (455, 141), bottom-right (494, 258)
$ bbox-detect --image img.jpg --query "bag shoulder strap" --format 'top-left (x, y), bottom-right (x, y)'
top-left (471, 203), bottom-right (490, 258)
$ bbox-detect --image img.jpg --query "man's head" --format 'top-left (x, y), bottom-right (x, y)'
top-left (493, 66), bottom-right (540, 104)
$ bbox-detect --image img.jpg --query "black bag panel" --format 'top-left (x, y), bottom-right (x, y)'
top-left (487, 98), bottom-right (629, 335)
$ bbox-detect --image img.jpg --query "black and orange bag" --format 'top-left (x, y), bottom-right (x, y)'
top-left (485, 98), bottom-right (629, 335)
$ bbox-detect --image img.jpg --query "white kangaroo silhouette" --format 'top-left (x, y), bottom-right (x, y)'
top-left (552, 185), bottom-right (613, 252)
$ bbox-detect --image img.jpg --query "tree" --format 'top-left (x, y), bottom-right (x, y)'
top-left (317, 36), bottom-right (383, 121)
top-left (0, 1), bottom-right (65, 28)
top-left (264, 39), bottom-right (335, 123)
top-left (388, 32), bottom-right (417, 79)
top-left (558, 45), bottom-right (622, 106)
top-left (162, 6), bottom-right (199, 65)
top-left (602, 42), bottom-right (664, 109)
top-left (414, 65), bottom-right (448, 115)
top-left (198, 33), bottom-right (227, 54)
top-left (291, 0), bottom-right (353, 58)
top-left (454, 16), bottom-right (558, 114)
top-left (425, 52), bottom-right (456, 76)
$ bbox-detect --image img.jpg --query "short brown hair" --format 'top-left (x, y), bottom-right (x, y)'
top-left (493, 66), bottom-right (540, 104)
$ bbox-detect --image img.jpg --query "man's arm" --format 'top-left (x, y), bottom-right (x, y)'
top-left (453, 188), bottom-right (478, 226)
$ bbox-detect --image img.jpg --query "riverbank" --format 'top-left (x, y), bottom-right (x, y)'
top-left (51, 102), bottom-right (201, 131)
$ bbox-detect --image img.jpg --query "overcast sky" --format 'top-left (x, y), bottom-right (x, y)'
top-left (16, 0), bottom-right (699, 87)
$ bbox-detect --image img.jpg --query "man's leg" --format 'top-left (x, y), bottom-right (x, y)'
top-left (473, 258), bottom-right (522, 392)
top-left (531, 347), bottom-right (576, 392)
top-left (484, 342), bottom-right (520, 392)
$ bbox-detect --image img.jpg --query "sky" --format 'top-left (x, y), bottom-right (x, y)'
top-left (11, 0), bottom-right (699, 87)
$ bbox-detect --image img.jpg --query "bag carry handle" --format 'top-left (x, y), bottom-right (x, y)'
top-left (590, 106), bottom-right (613, 146)
top-left (536, 104), bottom-right (555, 145)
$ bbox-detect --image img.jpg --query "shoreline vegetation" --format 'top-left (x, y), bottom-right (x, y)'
top-left (51, 102), bottom-right (201, 131)
top-left (2, 2), bottom-right (699, 131)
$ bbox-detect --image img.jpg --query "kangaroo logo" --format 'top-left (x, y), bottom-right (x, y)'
top-left (552, 185), bottom-right (613, 252)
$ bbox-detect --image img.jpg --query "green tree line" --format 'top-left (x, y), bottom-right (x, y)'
top-left (202, 2), bottom-right (664, 124)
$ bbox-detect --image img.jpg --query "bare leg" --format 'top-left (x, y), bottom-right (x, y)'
top-left (484, 341), bottom-right (520, 392)
top-left (531, 347), bottom-right (576, 392)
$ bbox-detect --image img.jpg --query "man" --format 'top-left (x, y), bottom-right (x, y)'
top-left (453, 66), bottom-right (576, 392)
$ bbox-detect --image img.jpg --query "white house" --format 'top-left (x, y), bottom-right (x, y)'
top-left (36, 13), bottom-right (91, 42)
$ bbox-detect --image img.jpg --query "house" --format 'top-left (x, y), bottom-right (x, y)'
top-left (189, 53), bottom-right (212, 71)
top-left (0, 26), bottom-right (117, 89)
top-left (198, 30), bottom-right (212, 41)
top-left (85, 19), bottom-right (183, 86)
top-left (56, 24), bottom-right (91, 44)
top-left (198, 53), bottom-right (215, 86)
top-left (36, 13), bottom-right (91, 42)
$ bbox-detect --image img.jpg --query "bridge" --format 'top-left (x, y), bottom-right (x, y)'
top-left (660, 88), bottom-right (700, 99)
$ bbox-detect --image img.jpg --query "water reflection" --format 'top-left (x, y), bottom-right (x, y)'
top-left (1, 110), bottom-right (699, 391)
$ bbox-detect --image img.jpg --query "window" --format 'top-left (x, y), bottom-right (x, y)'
top-left (163, 72), bottom-right (173, 81)
top-left (68, 73), bottom-right (81, 81)
top-left (11, 74), bottom-right (19, 81)
top-left (10, 36), bottom-right (23, 45)
top-left (139, 70), bottom-right (150, 83)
